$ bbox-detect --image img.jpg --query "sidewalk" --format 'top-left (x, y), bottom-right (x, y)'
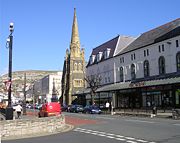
top-left (113, 109), bottom-right (173, 119)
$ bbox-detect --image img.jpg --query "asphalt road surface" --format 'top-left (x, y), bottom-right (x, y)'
top-left (3, 112), bottom-right (180, 143)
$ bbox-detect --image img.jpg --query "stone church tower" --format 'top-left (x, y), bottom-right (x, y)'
top-left (61, 8), bottom-right (85, 105)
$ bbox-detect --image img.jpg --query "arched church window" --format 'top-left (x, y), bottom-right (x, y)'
top-left (78, 63), bottom-right (82, 71)
top-left (74, 63), bottom-right (77, 71)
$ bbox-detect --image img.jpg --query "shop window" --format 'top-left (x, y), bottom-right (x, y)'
top-left (131, 64), bottom-right (136, 80)
top-left (176, 52), bottom-right (180, 72)
top-left (144, 60), bottom-right (150, 77)
top-left (120, 67), bottom-right (124, 82)
top-left (159, 56), bottom-right (166, 75)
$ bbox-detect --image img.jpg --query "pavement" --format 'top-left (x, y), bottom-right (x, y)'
top-left (5, 109), bottom-right (177, 121)
top-left (113, 109), bottom-right (173, 119)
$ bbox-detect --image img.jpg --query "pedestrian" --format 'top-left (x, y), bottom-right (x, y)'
top-left (151, 103), bottom-right (157, 118)
top-left (15, 104), bottom-right (22, 119)
top-left (105, 101), bottom-right (110, 114)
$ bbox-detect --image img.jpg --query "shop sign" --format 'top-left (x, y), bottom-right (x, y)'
top-left (129, 81), bottom-right (145, 88)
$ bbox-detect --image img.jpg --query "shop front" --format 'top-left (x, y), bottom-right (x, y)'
top-left (96, 77), bottom-right (180, 110)
top-left (141, 85), bottom-right (174, 109)
top-left (75, 77), bottom-right (180, 110)
top-left (85, 92), bottom-right (112, 107)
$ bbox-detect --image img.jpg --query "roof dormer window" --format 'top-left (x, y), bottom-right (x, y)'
top-left (90, 55), bottom-right (96, 64)
top-left (97, 52), bottom-right (103, 62)
top-left (104, 48), bottom-right (111, 59)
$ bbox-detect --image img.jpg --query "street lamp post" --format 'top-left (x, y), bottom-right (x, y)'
top-left (5, 23), bottom-right (14, 120)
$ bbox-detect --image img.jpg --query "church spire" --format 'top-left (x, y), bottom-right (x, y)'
top-left (70, 8), bottom-right (80, 52)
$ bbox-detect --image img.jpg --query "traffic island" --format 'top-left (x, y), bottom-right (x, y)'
top-left (0, 115), bottom-right (73, 140)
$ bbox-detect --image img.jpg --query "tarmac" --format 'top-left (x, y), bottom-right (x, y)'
top-left (0, 110), bottom-right (178, 141)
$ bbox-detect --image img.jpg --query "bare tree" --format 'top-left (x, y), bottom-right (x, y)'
top-left (84, 75), bottom-right (102, 105)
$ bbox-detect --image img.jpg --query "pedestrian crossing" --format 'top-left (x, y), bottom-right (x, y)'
top-left (74, 128), bottom-right (156, 143)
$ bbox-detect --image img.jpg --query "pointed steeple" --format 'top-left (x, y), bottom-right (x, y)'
top-left (70, 8), bottom-right (80, 52)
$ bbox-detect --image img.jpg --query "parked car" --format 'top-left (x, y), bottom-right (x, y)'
top-left (69, 105), bottom-right (84, 113)
top-left (83, 105), bottom-right (102, 114)
top-left (38, 102), bottom-right (61, 117)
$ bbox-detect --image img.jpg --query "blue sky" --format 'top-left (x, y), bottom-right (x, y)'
top-left (0, 0), bottom-right (179, 75)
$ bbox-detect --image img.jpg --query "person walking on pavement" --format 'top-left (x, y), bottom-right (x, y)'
top-left (151, 103), bottom-right (157, 118)
top-left (15, 104), bottom-right (22, 119)
top-left (105, 101), bottom-right (110, 114)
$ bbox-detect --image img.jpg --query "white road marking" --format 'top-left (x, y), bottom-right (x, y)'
top-left (106, 133), bottom-right (115, 136)
top-left (115, 138), bottom-right (126, 141)
top-left (173, 123), bottom-right (180, 126)
top-left (98, 134), bottom-right (106, 137)
top-left (106, 136), bottom-right (115, 139)
top-left (116, 135), bottom-right (125, 138)
top-left (125, 137), bottom-right (136, 140)
top-left (125, 119), bottom-right (155, 124)
top-left (136, 139), bottom-right (148, 142)
top-left (74, 128), bottom-right (156, 143)
top-left (127, 140), bottom-right (138, 143)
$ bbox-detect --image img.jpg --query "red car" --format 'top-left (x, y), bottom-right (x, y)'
top-left (38, 102), bottom-right (61, 117)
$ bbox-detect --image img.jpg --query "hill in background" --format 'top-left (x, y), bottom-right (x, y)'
top-left (0, 70), bottom-right (59, 96)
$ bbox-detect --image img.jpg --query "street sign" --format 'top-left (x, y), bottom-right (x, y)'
top-left (4, 80), bottom-right (11, 91)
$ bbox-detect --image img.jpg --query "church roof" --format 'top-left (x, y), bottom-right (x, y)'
top-left (120, 18), bottom-right (180, 55)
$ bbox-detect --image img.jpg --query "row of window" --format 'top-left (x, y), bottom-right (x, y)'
top-left (73, 79), bottom-right (83, 87)
top-left (119, 52), bottom-right (180, 81)
top-left (90, 49), bottom-right (111, 64)
top-left (128, 40), bottom-right (180, 61)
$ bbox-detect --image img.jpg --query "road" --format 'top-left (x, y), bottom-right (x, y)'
top-left (3, 112), bottom-right (180, 143)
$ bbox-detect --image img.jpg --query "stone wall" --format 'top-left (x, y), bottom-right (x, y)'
top-left (0, 115), bottom-right (65, 139)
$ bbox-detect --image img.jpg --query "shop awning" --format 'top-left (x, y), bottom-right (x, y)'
top-left (72, 88), bottom-right (91, 96)
top-left (96, 77), bottom-right (180, 92)
top-left (96, 82), bottom-right (131, 92)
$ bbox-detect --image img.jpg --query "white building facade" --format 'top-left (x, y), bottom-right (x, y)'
top-left (83, 18), bottom-right (180, 110)
top-left (85, 35), bottom-right (135, 105)
top-left (32, 72), bottom-right (62, 103)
